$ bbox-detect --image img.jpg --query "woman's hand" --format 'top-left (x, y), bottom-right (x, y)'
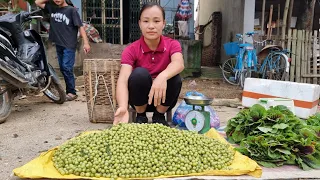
top-left (148, 73), bottom-right (167, 106)
top-left (113, 107), bottom-right (129, 125)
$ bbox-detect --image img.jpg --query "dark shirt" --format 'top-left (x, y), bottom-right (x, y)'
top-left (44, 3), bottom-right (82, 50)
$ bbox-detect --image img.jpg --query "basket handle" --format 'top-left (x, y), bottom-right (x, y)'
top-left (90, 64), bottom-right (116, 119)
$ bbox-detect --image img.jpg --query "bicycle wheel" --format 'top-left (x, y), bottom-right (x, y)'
top-left (221, 58), bottom-right (239, 85)
top-left (239, 52), bottom-right (252, 88)
top-left (263, 53), bottom-right (287, 80)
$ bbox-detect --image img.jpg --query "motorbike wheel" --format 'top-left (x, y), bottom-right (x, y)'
top-left (43, 80), bottom-right (66, 104)
top-left (0, 87), bottom-right (12, 123)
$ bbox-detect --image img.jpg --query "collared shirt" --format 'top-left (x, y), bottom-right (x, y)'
top-left (121, 36), bottom-right (182, 78)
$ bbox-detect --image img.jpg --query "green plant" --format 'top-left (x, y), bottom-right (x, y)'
top-left (226, 104), bottom-right (320, 170)
top-left (163, 23), bottom-right (174, 35)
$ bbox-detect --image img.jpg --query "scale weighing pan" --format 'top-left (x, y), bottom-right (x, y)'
top-left (184, 95), bottom-right (213, 106)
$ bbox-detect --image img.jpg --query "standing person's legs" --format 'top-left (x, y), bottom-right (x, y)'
top-left (56, 45), bottom-right (64, 73)
top-left (55, 45), bottom-right (77, 100)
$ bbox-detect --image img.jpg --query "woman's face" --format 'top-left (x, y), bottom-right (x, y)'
top-left (139, 6), bottom-right (165, 40)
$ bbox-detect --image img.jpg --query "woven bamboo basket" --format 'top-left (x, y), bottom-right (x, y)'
top-left (83, 59), bottom-right (121, 123)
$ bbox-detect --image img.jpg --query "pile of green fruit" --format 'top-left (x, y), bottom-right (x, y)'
top-left (226, 104), bottom-right (320, 170)
top-left (52, 123), bottom-right (235, 178)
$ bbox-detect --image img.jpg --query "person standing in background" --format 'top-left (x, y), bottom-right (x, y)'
top-left (35, 0), bottom-right (91, 101)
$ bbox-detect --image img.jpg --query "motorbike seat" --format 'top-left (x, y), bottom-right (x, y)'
top-left (0, 13), bottom-right (16, 24)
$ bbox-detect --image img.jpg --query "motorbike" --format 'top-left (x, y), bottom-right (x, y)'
top-left (0, 9), bottom-right (66, 123)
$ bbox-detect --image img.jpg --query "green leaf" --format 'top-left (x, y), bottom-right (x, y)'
top-left (235, 147), bottom-right (249, 155)
top-left (270, 128), bottom-right (278, 134)
top-left (258, 126), bottom-right (273, 133)
top-left (301, 155), bottom-right (320, 169)
top-left (267, 148), bottom-right (281, 159)
top-left (225, 103), bottom-right (320, 170)
top-left (235, 124), bottom-right (243, 131)
top-left (257, 161), bottom-right (278, 168)
top-left (275, 148), bottom-right (291, 155)
top-left (227, 137), bottom-right (236, 144)
top-left (296, 157), bottom-right (313, 171)
top-left (231, 131), bottom-right (246, 143)
top-left (273, 123), bottom-right (289, 130)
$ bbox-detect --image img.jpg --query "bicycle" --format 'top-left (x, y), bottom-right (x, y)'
top-left (221, 32), bottom-right (258, 88)
top-left (221, 32), bottom-right (291, 88)
top-left (258, 48), bottom-right (291, 81)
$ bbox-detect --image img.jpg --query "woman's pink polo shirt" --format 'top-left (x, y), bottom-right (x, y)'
top-left (121, 36), bottom-right (182, 78)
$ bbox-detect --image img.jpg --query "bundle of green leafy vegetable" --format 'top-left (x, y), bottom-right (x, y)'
top-left (226, 104), bottom-right (320, 170)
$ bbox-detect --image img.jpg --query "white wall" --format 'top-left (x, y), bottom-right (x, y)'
top-left (199, 0), bottom-right (223, 25)
top-left (243, 0), bottom-right (255, 43)
top-left (198, 0), bottom-right (249, 63)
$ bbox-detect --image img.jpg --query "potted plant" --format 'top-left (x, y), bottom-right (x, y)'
top-left (163, 23), bottom-right (174, 39)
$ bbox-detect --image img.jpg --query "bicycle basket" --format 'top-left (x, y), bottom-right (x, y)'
top-left (224, 42), bottom-right (239, 56)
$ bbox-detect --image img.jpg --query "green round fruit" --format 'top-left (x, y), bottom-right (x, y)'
top-left (52, 124), bottom-right (234, 178)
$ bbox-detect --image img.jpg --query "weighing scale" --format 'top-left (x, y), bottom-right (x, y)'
top-left (184, 95), bottom-right (213, 134)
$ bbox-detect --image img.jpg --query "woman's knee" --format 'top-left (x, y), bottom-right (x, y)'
top-left (168, 74), bottom-right (182, 88)
top-left (129, 67), bottom-right (152, 85)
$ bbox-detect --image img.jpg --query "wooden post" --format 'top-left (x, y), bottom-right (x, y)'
top-left (308, 31), bottom-right (313, 83)
top-left (111, 62), bottom-right (116, 107)
top-left (287, 0), bottom-right (294, 32)
top-left (261, 0), bottom-right (266, 35)
top-left (281, 0), bottom-right (290, 48)
top-left (296, 30), bottom-right (302, 83)
top-left (267, 5), bottom-right (273, 40)
top-left (314, 31), bottom-right (319, 84)
top-left (296, 30), bottom-right (302, 82)
top-left (306, 31), bottom-right (311, 83)
top-left (286, 29), bottom-right (292, 81)
top-left (290, 29), bottom-right (297, 82)
top-left (88, 62), bottom-right (93, 118)
top-left (301, 30), bottom-right (305, 83)
top-left (277, 4), bottom-right (280, 38)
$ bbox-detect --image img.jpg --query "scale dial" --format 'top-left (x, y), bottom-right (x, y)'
top-left (185, 110), bottom-right (205, 132)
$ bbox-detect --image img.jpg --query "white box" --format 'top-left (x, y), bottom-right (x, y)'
top-left (258, 98), bottom-right (295, 115)
top-left (242, 78), bottom-right (320, 119)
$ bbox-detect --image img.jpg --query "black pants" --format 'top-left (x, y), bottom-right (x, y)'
top-left (128, 67), bottom-right (182, 112)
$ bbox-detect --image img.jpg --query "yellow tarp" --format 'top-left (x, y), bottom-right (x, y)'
top-left (13, 128), bottom-right (262, 179)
